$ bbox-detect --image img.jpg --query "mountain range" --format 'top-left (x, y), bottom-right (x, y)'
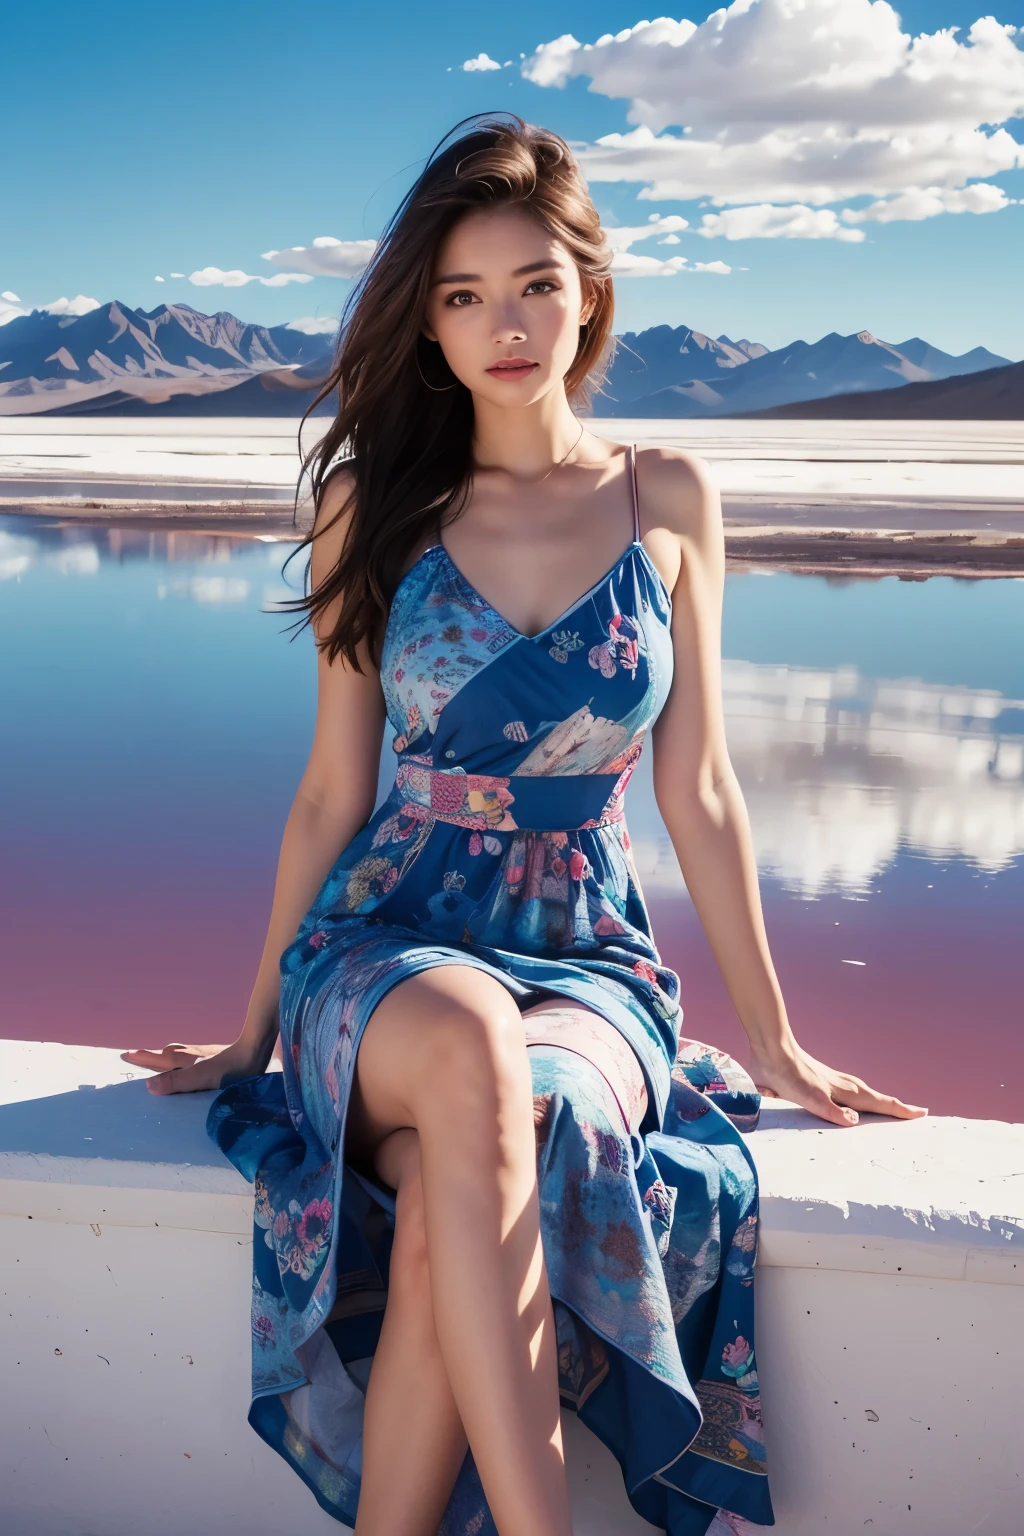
top-left (751, 359), bottom-right (1024, 420)
top-left (0, 302), bottom-right (1015, 419)
top-left (0, 301), bottom-right (334, 413)
top-left (600, 325), bottom-right (1009, 416)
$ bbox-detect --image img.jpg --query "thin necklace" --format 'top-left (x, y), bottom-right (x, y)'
top-left (473, 421), bottom-right (587, 487)
top-left (531, 421), bottom-right (586, 485)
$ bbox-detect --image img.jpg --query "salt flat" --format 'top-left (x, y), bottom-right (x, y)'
top-left (2, 417), bottom-right (1022, 574)
top-left (0, 416), bottom-right (1020, 513)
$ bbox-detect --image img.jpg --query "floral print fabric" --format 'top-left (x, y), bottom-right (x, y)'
top-left (207, 523), bottom-right (774, 1534)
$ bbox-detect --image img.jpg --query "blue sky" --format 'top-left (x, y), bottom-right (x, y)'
top-left (3, 0), bottom-right (1023, 356)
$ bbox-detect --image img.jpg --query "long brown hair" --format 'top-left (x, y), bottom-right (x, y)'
top-left (281, 113), bottom-right (616, 670)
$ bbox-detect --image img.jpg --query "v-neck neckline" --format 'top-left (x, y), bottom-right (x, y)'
top-left (434, 538), bottom-right (648, 644)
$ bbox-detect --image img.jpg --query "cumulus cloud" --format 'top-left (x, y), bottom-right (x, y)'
top-left (602, 213), bottom-right (689, 250)
top-left (698, 204), bottom-right (865, 241)
top-left (842, 183), bottom-right (1015, 224)
top-left (189, 267), bottom-right (313, 288)
top-left (262, 237), bottom-right (377, 280)
top-left (285, 316), bottom-right (339, 335)
top-left (41, 295), bottom-right (101, 315)
top-left (462, 52), bottom-right (502, 71)
top-left (612, 251), bottom-right (731, 276)
top-left (601, 212), bottom-right (731, 274)
top-left (612, 251), bottom-right (690, 275)
top-left (524, 4), bottom-right (1024, 234)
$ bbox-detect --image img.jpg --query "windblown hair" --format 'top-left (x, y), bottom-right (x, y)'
top-left (281, 113), bottom-right (616, 670)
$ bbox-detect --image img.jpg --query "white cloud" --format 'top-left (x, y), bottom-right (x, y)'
top-left (285, 316), bottom-right (339, 335)
top-left (1, 293), bottom-right (102, 324)
top-left (188, 267), bottom-right (313, 288)
top-left (601, 213), bottom-right (689, 251)
top-left (41, 295), bottom-right (101, 315)
top-left (611, 251), bottom-right (730, 276)
top-left (462, 52), bottom-right (502, 71)
top-left (262, 237), bottom-right (377, 280)
top-left (698, 204), bottom-right (865, 242)
top-left (842, 183), bottom-right (1014, 224)
top-left (612, 251), bottom-right (690, 275)
top-left (170, 272), bottom-right (184, 278)
top-left (600, 212), bottom-right (730, 274)
top-left (154, 275), bottom-right (165, 282)
top-left (524, 5), bottom-right (1024, 232)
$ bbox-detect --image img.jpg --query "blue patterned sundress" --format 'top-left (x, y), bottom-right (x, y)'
top-left (208, 446), bottom-right (774, 1535)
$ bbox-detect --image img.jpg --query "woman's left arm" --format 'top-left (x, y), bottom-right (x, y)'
top-left (642, 448), bottom-right (927, 1127)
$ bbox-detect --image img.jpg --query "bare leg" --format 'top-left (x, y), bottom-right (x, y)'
top-left (354, 1129), bottom-right (468, 1536)
top-left (347, 966), bottom-right (572, 1536)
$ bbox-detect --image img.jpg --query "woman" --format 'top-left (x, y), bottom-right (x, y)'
top-left (124, 116), bottom-right (925, 1536)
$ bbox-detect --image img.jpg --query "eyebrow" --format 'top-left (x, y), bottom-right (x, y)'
top-left (431, 258), bottom-right (565, 286)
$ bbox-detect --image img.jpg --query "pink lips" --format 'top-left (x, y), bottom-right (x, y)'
top-left (486, 358), bottom-right (539, 380)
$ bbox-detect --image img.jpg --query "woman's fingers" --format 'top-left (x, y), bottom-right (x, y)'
top-left (121, 1047), bottom-right (183, 1071)
top-left (806, 1088), bottom-right (859, 1128)
top-left (831, 1076), bottom-right (928, 1119)
top-left (120, 1043), bottom-right (228, 1072)
top-left (145, 1068), bottom-right (185, 1097)
top-left (145, 1060), bottom-right (220, 1096)
top-left (753, 1073), bottom-right (858, 1127)
top-left (795, 1054), bottom-right (928, 1121)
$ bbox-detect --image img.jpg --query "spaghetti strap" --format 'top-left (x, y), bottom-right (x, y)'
top-left (628, 442), bottom-right (641, 542)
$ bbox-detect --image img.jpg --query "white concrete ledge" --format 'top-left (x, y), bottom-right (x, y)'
top-left (2, 1041), bottom-right (1021, 1535)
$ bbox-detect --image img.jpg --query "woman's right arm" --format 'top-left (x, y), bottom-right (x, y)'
top-left (122, 469), bottom-right (387, 1095)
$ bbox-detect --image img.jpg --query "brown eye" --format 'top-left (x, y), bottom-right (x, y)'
top-left (446, 291), bottom-right (476, 307)
top-left (525, 280), bottom-right (558, 295)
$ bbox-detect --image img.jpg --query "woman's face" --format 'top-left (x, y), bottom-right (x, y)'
top-left (422, 205), bottom-right (593, 406)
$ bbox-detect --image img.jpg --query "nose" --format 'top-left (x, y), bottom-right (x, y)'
top-left (491, 299), bottom-right (527, 346)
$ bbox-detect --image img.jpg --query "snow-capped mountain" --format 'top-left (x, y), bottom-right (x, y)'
top-left (0, 301), bottom-right (334, 404)
top-left (601, 327), bottom-right (1010, 417)
top-left (0, 302), bottom-right (1013, 418)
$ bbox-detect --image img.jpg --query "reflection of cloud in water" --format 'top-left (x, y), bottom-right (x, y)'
top-left (157, 576), bottom-right (251, 604)
top-left (0, 528), bottom-right (100, 579)
top-left (630, 660), bottom-right (1024, 897)
top-left (0, 530), bottom-right (36, 580)
top-left (47, 543), bottom-right (100, 575)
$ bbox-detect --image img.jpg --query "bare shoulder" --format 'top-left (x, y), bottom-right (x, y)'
top-left (632, 445), bottom-right (722, 592)
top-left (633, 445), bottom-right (719, 534)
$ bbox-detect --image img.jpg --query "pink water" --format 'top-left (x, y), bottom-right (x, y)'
top-left (2, 516), bottom-right (1022, 1119)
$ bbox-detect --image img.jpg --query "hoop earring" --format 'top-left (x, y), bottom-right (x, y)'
top-left (415, 342), bottom-right (457, 393)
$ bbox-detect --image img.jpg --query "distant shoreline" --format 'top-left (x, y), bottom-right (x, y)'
top-left (3, 417), bottom-right (1021, 577)
top-left (4, 499), bottom-right (1023, 578)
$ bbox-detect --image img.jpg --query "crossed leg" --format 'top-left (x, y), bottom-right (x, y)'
top-left (345, 966), bottom-right (574, 1536)
top-left (352, 1127), bottom-right (468, 1536)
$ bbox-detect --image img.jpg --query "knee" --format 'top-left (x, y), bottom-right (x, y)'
top-left (420, 993), bottom-right (530, 1118)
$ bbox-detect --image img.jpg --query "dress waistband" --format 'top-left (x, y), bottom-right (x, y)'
top-left (391, 756), bottom-right (637, 834)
